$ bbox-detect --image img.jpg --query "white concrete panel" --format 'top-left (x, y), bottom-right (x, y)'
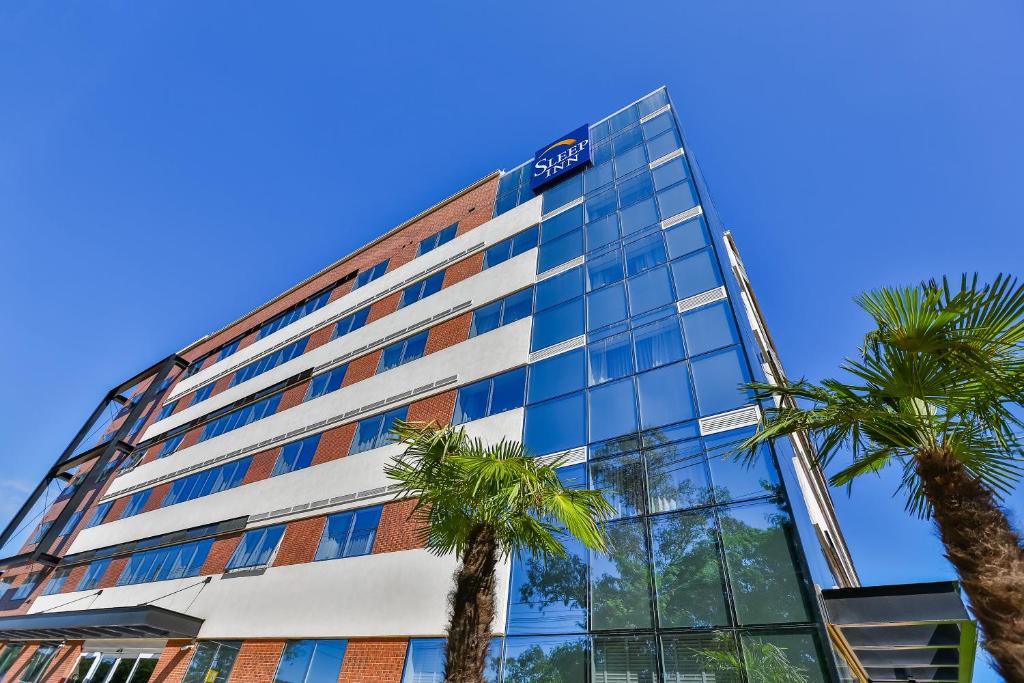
top-left (170, 196), bottom-right (543, 400)
top-left (113, 316), bottom-right (532, 505)
top-left (30, 550), bottom-right (513, 639)
top-left (143, 243), bottom-right (539, 443)
top-left (460, 408), bottom-right (525, 446)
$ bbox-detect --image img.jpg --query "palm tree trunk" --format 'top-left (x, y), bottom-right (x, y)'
top-left (915, 446), bottom-right (1024, 681)
top-left (444, 524), bottom-right (498, 683)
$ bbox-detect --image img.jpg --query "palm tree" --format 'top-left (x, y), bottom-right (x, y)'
top-left (742, 274), bottom-right (1024, 680)
top-left (385, 420), bottom-right (614, 683)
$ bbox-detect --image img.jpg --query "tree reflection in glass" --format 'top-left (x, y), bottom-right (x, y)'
top-left (590, 519), bottom-right (653, 630)
top-left (651, 508), bottom-right (730, 628)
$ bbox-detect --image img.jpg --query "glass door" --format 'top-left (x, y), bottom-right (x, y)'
top-left (70, 653), bottom-right (158, 683)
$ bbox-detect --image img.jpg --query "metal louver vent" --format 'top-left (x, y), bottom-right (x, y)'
top-left (699, 404), bottom-right (761, 436)
top-left (676, 287), bottom-right (728, 314)
top-left (535, 446), bottom-right (587, 468)
top-left (537, 256), bottom-right (585, 282)
top-left (661, 205), bottom-right (703, 230)
top-left (529, 335), bottom-right (586, 363)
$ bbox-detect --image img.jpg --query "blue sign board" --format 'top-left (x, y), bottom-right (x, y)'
top-left (530, 124), bottom-right (591, 191)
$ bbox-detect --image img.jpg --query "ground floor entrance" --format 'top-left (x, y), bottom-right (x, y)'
top-left (68, 641), bottom-right (164, 683)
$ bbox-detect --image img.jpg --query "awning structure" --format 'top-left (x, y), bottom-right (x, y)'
top-left (822, 581), bottom-right (977, 683)
top-left (0, 606), bottom-right (203, 641)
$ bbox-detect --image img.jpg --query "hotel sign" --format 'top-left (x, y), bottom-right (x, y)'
top-left (530, 124), bottom-right (591, 191)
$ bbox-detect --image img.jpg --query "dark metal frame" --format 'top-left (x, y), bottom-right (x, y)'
top-left (0, 354), bottom-right (187, 568)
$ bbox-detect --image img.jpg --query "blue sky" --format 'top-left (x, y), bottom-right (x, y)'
top-left (1, 1), bottom-right (1021, 679)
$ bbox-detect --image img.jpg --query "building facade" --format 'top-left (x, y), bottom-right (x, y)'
top-left (0, 88), bottom-right (975, 683)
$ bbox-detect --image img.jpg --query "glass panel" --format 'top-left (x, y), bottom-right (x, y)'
top-left (681, 301), bottom-right (739, 357)
top-left (584, 161), bottom-right (615, 192)
top-left (652, 155), bottom-right (689, 191)
top-left (614, 145), bottom-right (648, 177)
top-left (345, 506), bottom-right (383, 556)
top-left (528, 349), bottom-right (585, 404)
top-left (721, 500), bottom-right (810, 624)
top-left (592, 636), bottom-right (657, 683)
top-left (651, 509), bottom-right (730, 628)
top-left (502, 637), bottom-right (586, 682)
top-left (624, 234), bottom-right (667, 276)
top-left (536, 266), bottom-right (583, 312)
top-left (530, 298), bottom-right (584, 352)
top-left (586, 248), bottom-right (624, 291)
top-left (585, 215), bottom-right (620, 251)
top-left (66, 652), bottom-right (95, 683)
top-left (507, 540), bottom-right (588, 634)
top-left (632, 317), bottom-right (685, 372)
top-left (586, 189), bottom-right (618, 223)
top-left (350, 415), bottom-right (384, 454)
top-left (704, 428), bottom-right (781, 503)
top-left (537, 229), bottom-right (583, 274)
top-left (617, 171), bottom-right (654, 208)
top-left (489, 367), bottom-right (526, 416)
top-left (588, 378), bottom-right (638, 443)
top-left (523, 392), bottom-right (585, 456)
top-left (542, 174), bottom-right (584, 214)
top-left (484, 241), bottom-right (512, 269)
top-left (619, 197), bottom-right (659, 236)
top-left (401, 638), bottom-right (445, 683)
top-left (87, 656), bottom-right (118, 683)
top-left (646, 439), bottom-right (713, 513)
top-left (587, 283), bottom-right (628, 331)
top-left (454, 379), bottom-right (490, 425)
top-left (127, 658), bottom-right (157, 683)
top-left (637, 362), bottom-right (696, 429)
top-left (657, 181), bottom-right (698, 219)
top-left (106, 658), bottom-right (135, 683)
top-left (647, 128), bottom-right (682, 162)
top-left (661, 633), bottom-right (741, 683)
top-left (690, 347), bottom-right (752, 416)
top-left (540, 205), bottom-right (584, 244)
top-left (511, 225), bottom-right (539, 257)
top-left (590, 452), bottom-right (646, 519)
top-left (471, 300), bottom-right (502, 337)
top-left (502, 289), bottom-right (534, 324)
top-left (590, 518), bottom-right (653, 630)
top-left (739, 632), bottom-right (827, 683)
top-left (670, 249), bottom-right (722, 300)
top-left (588, 331), bottom-right (633, 385)
top-left (612, 125), bottom-right (644, 155)
top-left (627, 266), bottom-right (674, 315)
top-left (641, 110), bottom-right (673, 137)
top-left (638, 89), bottom-right (669, 117)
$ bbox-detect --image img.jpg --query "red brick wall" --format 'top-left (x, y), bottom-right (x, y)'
top-left (106, 496), bottom-right (130, 522)
top-left (306, 324), bottom-right (337, 353)
top-left (178, 428), bottom-right (202, 451)
top-left (311, 425), bottom-right (354, 466)
top-left (243, 449), bottom-right (280, 485)
top-left (5, 644), bottom-right (40, 683)
top-left (142, 483), bottom-right (171, 513)
top-left (273, 516), bottom-right (327, 567)
top-left (96, 557), bottom-right (128, 589)
top-left (406, 390), bottom-right (456, 426)
top-left (60, 565), bottom-right (89, 595)
top-left (337, 639), bottom-right (409, 683)
top-left (367, 292), bottom-right (401, 325)
top-left (229, 641), bottom-right (286, 683)
top-left (276, 381), bottom-right (310, 412)
top-left (442, 251), bottom-right (485, 289)
top-left (424, 312), bottom-right (473, 356)
top-left (342, 351), bottom-right (382, 387)
top-left (208, 374), bottom-right (235, 401)
top-left (45, 641), bottom-right (83, 683)
top-left (200, 533), bottom-right (244, 575)
top-left (373, 499), bottom-right (427, 554)
top-left (150, 640), bottom-right (193, 683)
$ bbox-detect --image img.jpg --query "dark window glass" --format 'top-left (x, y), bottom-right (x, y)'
top-left (200, 393), bottom-right (282, 442)
top-left (272, 434), bottom-right (322, 477)
top-left (590, 518), bottom-right (653, 629)
top-left (41, 568), bottom-right (71, 595)
top-left (377, 331), bottom-right (428, 373)
top-left (738, 632), bottom-right (828, 683)
top-left (417, 223), bottom-right (458, 257)
top-left (637, 362), bottom-right (696, 429)
top-left (541, 174), bottom-right (583, 214)
top-left (159, 433), bottom-right (185, 457)
top-left (226, 525), bottom-right (285, 570)
top-left (181, 641), bottom-right (241, 683)
top-left (721, 500), bottom-right (810, 624)
top-left (258, 291), bottom-right (332, 340)
top-left (627, 265), bottom-right (675, 315)
top-left (117, 539), bottom-right (214, 585)
top-left (399, 271), bottom-right (444, 309)
top-left (19, 645), bottom-right (58, 683)
top-left (646, 439), bottom-right (713, 513)
top-left (528, 349), bottom-right (585, 404)
top-left (523, 392), bottom-right (585, 456)
top-left (590, 452), bottom-right (646, 519)
top-left (588, 331), bottom-right (633, 385)
top-left (507, 535), bottom-right (588, 634)
top-left (77, 558), bottom-right (112, 591)
top-left (511, 225), bottom-right (539, 257)
top-left (633, 316), bottom-right (685, 372)
top-left (530, 298), bottom-right (584, 352)
top-left (587, 283), bottom-right (628, 331)
top-left (536, 267), bottom-right (583, 312)
top-left (333, 307), bottom-right (370, 341)
top-left (305, 364), bottom-right (348, 401)
top-left (59, 511), bottom-right (83, 536)
top-left (652, 509), bottom-right (730, 627)
top-left (671, 248), bottom-right (723, 300)
top-left (661, 633), bottom-right (741, 683)
top-left (470, 300), bottom-right (502, 337)
top-left (681, 301), bottom-right (739, 357)
top-left (0, 646), bottom-right (25, 680)
top-left (690, 346), bottom-right (752, 415)
top-left (502, 637), bottom-right (586, 681)
top-left (588, 378), bottom-right (638, 443)
top-left (11, 573), bottom-right (40, 600)
top-left (453, 378), bottom-right (489, 424)
top-left (349, 406), bottom-right (408, 454)
top-left (453, 368), bottom-right (525, 425)
top-left (156, 401), bottom-right (177, 421)
top-left (217, 339), bottom-right (242, 362)
top-left (314, 506), bottom-right (383, 560)
top-left (471, 289), bottom-right (534, 338)
top-left (164, 458), bottom-right (252, 507)
top-left (536, 229), bottom-right (583, 274)
top-left (233, 338), bottom-right (309, 387)
top-left (354, 260), bottom-right (389, 289)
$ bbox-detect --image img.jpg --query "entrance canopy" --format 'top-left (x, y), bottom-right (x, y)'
top-left (822, 581), bottom-right (977, 683)
top-left (0, 606), bottom-right (203, 641)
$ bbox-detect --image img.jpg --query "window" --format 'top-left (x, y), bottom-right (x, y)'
top-left (690, 346), bottom-right (752, 415)
top-left (77, 558), bottom-right (112, 591)
top-left (232, 337), bottom-right (309, 386)
top-left (163, 458), bottom-right (252, 507)
top-left (189, 383), bottom-right (215, 407)
top-left (738, 632), bottom-right (828, 683)
top-left (588, 377), bottom-right (638, 443)
top-left (528, 349), bottom-right (585, 404)
top-left (181, 641), bottom-right (242, 683)
top-left (349, 406), bottom-right (408, 454)
top-left (117, 538), bottom-right (214, 585)
top-left (633, 316), bottom-right (686, 372)
top-left (122, 490), bottom-right (152, 518)
top-left (590, 518), bottom-right (653, 630)
top-left (200, 393), bottom-right (282, 442)
top-left (452, 368), bottom-right (526, 424)
top-left (417, 223), bottom-right (458, 256)
top-left (482, 226), bottom-right (539, 270)
top-left (637, 362), bottom-right (696, 429)
top-left (541, 172), bottom-right (583, 214)
top-left (537, 229), bottom-right (583, 273)
top-left (313, 506), bottom-right (383, 561)
top-left (661, 633), bottom-right (739, 683)
top-left (332, 307), bottom-right (370, 341)
top-left (156, 401), bottom-right (177, 421)
top-left (592, 637), bottom-right (658, 682)
top-left (305, 365), bottom-right (348, 401)
top-left (399, 272), bottom-right (444, 309)
top-left (0, 645), bottom-right (25, 680)
top-left (502, 637), bottom-right (586, 680)
top-left (401, 639), bottom-right (500, 683)
top-left (85, 502), bottom-right (112, 528)
top-left (627, 265), bottom-right (674, 314)
top-left (652, 509), bottom-right (730, 628)
top-left (354, 259), bottom-right (389, 289)
top-left (258, 290), bottom-right (332, 340)
top-left (536, 266), bottom-right (583, 312)
top-left (587, 282), bottom-right (628, 330)
top-left (588, 330), bottom-right (633, 385)
top-left (530, 298), bottom-right (584, 352)
top-left (159, 433), bottom-right (185, 457)
top-left (225, 525), bottom-right (285, 570)
top-left (377, 332), bottom-right (427, 373)
top-left (272, 434), bottom-right (321, 477)
top-left (28, 522), bottom-right (52, 545)
top-left (217, 338), bottom-right (242, 362)
top-left (59, 511), bottom-right (84, 537)
top-left (523, 391), bottom-right (585, 456)
top-left (41, 568), bottom-right (71, 596)
top-left (681, 300), bottom-right (739, 357)
top-left (273, 640), bottom-right (348, 683)
top-left (646, 439), bottom-right (713, 513)
top-left (12, 573), bottom-right (40, 601)
top-left (19, 644), bottom-right (58, 683)
top-left (704, 428), bottom-right (780, 504)
top-left (670, 248), bottom-right (722, 301)
top-left (469, 288), bottom-right (533, 337)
